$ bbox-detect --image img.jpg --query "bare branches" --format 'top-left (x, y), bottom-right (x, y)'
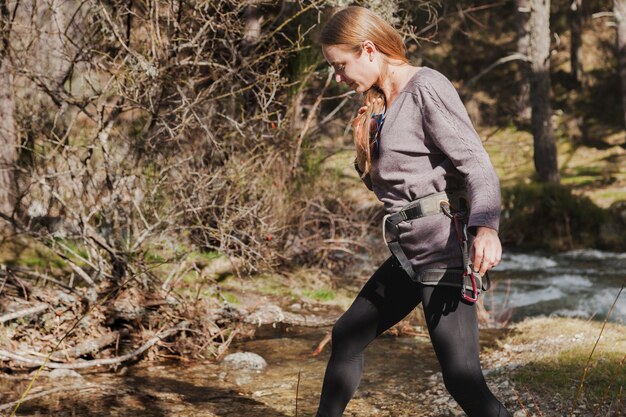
top-left (0, 321), bottom-right (189, 369)
top-left (0, 303), bottom-right (49, 324)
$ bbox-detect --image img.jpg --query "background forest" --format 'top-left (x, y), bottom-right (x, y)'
top-left (0, 0), bottom-right (625, 415)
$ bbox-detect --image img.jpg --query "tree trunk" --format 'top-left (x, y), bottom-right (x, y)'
top-left (0, 2), bottom-right (17, 229)
top-left (616, 0), bottom-right (626, 129)
top-left (569, 0), bottom-right (583, 84)
top-left (530, 0), bottom-right (560, 183)
top-left (516, 0), bottom-right (532, 122)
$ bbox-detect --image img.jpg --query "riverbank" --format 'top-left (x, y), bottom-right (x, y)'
top-left (1, 313), bottom-right (623, 416)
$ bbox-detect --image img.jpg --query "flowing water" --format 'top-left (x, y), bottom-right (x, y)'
top-left (1, 249), bottom-right (624, 416)
top-left (487, 249), bottom-right (626, 324)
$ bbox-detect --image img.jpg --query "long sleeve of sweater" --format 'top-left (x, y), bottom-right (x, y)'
top-left (421, 77), bottom-right (501, 233)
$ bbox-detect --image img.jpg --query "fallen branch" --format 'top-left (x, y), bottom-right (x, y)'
top-left (0, 304), bottom-right (49, 324)
top-left (50, 331), bottom-right (124, 361)
top-left (311, 331), bottom-right (331, 357)
top-left (464, 53), bottom-right (531, 88)
top-left (5, 266), bottom-right (78, 292)
top-left (67, 262), bottom-right (96, 287)
top-left (0, 321), bottom-right (189, 369)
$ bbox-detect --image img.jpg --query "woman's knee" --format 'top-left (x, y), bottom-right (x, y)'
top-left (442, 367), bottom-right (486, 400)
top-left (330, 313), bottom-right (361, 348)
top-left (329, 303), bottom-right (377, 356)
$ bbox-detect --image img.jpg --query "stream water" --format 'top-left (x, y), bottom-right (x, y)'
top-left (0, 329), bottom-right (451, 417)
top-left (488, 249), bottom-right (626, 324)
top-left (0, 249), bottom-right (624, 416)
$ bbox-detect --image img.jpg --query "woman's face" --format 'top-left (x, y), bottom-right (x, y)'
top-left (322, 41), bottom-right (379, 93)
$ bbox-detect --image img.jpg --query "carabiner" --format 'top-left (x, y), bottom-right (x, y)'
top-left (461, 267), bottom-right (479, 303)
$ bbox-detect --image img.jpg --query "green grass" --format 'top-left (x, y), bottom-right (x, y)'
top-left (255, 274), bottom-right (295, 297)
top-left (560, 175), bottom-right (601, 186)
top-left (505, 318), bottom-right (626, 407)
top-left (303, 288), bottom-right (336, 302)
top-left (513, 348), bottom-right (626, 403)
top-left (189, 250), bottom-right (222, 264)
top-left (221, 291), bottom-right (240, 305)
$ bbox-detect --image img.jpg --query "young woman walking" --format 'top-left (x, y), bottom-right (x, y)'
top-left (315, 6), bottom-right (512, 417)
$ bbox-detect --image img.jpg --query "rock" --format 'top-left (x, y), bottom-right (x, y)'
top-left (55, 290), bottom-right (77, 306)
top-left (221, 352), bottom-right (267, 371)
top-left (513, 410), bottom-right (526, 417)
top-left (434, 396), bottom-right (448, 405)
top-left (202, 256), bottom-right (242, 279)
top-left (289, 303), bottom-right (302, 312)
top-left (48, 369), bottom-right (83, 379)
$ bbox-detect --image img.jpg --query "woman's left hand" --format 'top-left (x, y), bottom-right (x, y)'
top-left (470, 226), bottom-right (502, 276)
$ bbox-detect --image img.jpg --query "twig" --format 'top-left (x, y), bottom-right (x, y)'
top-left (0, 384), bottom-right (104, 411)
top-left (4, 265), bottom-right (78, 292)
top-left (0, 304), bottom-right (49, 324)
top-left (0, 321), bottom-right (189, 369)
top-left (311, 331), bottom-right (332, 357)
top-left (215, 325), bottom-right (240, 361)
top-left (464, 53), bottom-right (530, 88)
top-left (593, 353), bottom-right (626, 417)
top-left (511, 385), bottom-right (530, 416)
top-left (50, 331), bottom-right (123, 361)
top-left (291, 69), bottom-right (333, 175)
top-left (576, 275), bottom-right (625, 403)
top-left (295, 369), bottom-right (301, 417)
top-left (67, 262), bottom-right (95, 286)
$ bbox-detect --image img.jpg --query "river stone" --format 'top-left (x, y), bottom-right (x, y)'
top-left (221, 352), bottom-right (267, 371)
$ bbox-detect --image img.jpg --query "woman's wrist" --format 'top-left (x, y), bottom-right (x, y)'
top-left (475, 226), bottom-right (498, 237)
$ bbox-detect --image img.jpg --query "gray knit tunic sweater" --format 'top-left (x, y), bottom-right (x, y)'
top-left (361, 66), bottom-right (501, 272)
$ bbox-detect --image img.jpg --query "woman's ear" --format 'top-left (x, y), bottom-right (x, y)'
top-left (362, 40), bottom-right (377, 59)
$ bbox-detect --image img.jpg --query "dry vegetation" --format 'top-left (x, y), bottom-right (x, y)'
top-left (0, 0), bottom-right (442, 380)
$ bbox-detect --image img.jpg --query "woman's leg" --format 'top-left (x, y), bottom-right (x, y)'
top-left (315, 256), bottom-right (422, 417)
top-left (421, 285), bottom-right (512, 417)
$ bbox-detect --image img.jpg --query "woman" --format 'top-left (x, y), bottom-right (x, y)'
top-left (315, 6), bottom-right (511, 417)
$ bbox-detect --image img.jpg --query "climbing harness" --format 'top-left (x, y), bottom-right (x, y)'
top-left (382, 190), bottom-right (490, 302)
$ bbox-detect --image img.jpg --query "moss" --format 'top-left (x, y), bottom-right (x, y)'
top-left (192, 250), bottom-right (221, 263)
top-left (0, 239), bottom-right (68, 270)
top-left (221, 291), bottom-right (240, 305)
top-left (254, 273), bottom-right (295, 297)
top-left (303, 288), bottom-right (336, 302)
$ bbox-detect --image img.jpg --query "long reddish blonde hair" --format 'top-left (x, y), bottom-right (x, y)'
top-left (319, 6), bottom-right (409, 176)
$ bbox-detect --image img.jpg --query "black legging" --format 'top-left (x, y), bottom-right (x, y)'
top-left (316, 256), bottom-right (511, 417)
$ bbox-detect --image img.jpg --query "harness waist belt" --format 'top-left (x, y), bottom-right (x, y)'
top-left (385, 190), bottom-right (468, 227)
top-left (382, 190), bottom-right (489, 293)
